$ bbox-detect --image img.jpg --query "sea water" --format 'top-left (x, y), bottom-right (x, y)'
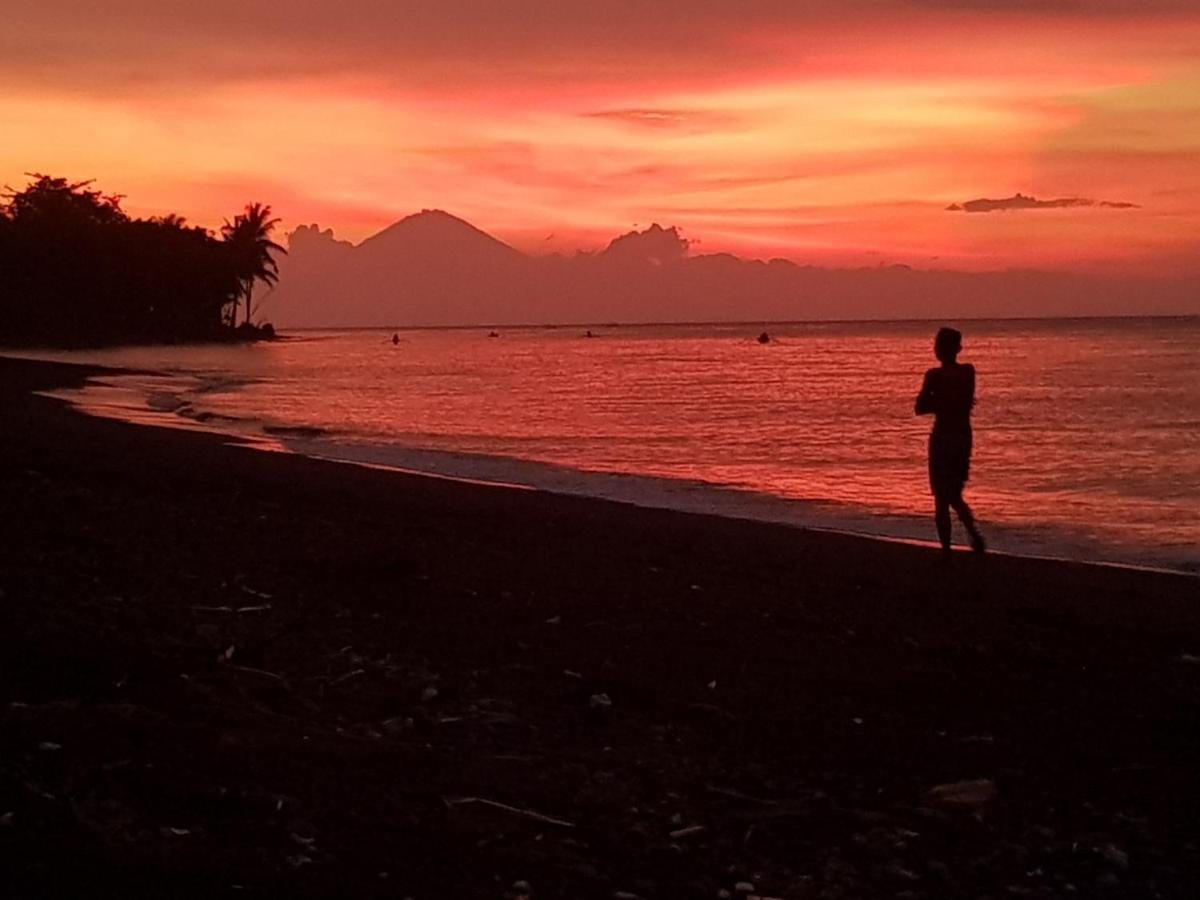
top-left (20, 318), bottom-right (1200, 574)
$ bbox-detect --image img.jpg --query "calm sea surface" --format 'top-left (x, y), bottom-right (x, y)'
top-left (23, 318), bottom-right (1200, 574)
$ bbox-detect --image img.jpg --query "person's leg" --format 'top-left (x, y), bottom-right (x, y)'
top-left (934, 492), bottom-right (953, 553)
top-left (950, 489), bottom-right (986, 552)
top-left (930, 438), bottom-right (954, 555)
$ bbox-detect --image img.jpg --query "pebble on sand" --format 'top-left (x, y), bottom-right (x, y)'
top-left (926, 778), bottom-right (997, 806)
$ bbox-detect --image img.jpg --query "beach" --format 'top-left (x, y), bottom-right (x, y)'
top-left (2, 354), bottom-right (1198, 897)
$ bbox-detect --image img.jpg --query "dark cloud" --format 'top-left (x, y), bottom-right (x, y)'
top-left (946, 193), bottom-right (1140, 212)
top-left (5, 1), bottom-right (1197, 95)
top-left (908, 0), bottom-right (1196, 12)
top-left (0, 2), bottom-right (841, 92)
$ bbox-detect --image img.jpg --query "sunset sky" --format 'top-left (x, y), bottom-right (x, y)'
top-left (5, 1), bottom-right (1200, 273)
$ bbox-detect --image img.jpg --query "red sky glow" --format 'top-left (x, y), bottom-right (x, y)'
top-left (4, 1), bottom-right (1200, 275)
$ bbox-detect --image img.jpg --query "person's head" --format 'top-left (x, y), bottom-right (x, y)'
top-left (934, 327), bottom-right (962, 364)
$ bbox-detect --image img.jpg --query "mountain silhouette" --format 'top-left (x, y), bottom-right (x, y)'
top-left (356, 209), bottom-right (525, 267)
top-left (268, 214), bottom-right (1197, 327)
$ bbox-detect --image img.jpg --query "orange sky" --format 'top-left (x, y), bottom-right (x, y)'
top-left (4, 1), bottom-right (1200, 273)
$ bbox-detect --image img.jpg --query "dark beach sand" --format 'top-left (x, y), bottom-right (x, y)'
top-left (2, 355), bottom-right (1198, 898)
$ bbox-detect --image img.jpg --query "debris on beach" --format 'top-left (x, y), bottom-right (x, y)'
top-left (685, 701), bottom-right (735, 721)
top-left (926, 778), bottom-right (996, 806)
top-left (443, 796), bottom-right (575, 828)
top-left (959, 733), bottom-right (994, 743)
top-left (705, 784), bottom-right (778, 806)
top-left (329, 667), bottom-right (364, 686)
top-left (589, 693), bottom-right (613, 709)
top-left (1100, 843), bottom-right (1130, 870)
top-left (191, 603), bottom-right (273, 613)
top-left (226, 663), bottom-right (286, 681)
top-left (381, 715), bottom-right (415, 734)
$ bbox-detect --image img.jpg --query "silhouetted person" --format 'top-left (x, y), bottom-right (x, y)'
top-left (916, 327), bottom-right (986, 557)
top-left (392, 332), bottom-right (400, 345)
top-left (757, 331), bottom-right (770, 344)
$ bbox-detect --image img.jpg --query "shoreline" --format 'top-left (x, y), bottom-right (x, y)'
top-left (3, 354), bottom-right (1199, 897)
top-left (38, 358), bottom-right (1200, 578)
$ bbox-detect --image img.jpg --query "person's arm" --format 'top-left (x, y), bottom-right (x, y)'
top-left (915, 369), bottom-right (937, 415)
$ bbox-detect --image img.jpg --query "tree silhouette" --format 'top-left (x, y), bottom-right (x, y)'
top-left (0, 173), bottom-right (250, 346)
top-left (221, 203), bottom-right (286, 327)
top-left (3, 174), bottom-right (127, 228)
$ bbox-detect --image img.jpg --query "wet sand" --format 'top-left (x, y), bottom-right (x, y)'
top-left (2, 355), bottom-right (1198, 898)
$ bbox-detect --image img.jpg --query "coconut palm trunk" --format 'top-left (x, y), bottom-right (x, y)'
top-left (244, 279), bottom-right (255, 326)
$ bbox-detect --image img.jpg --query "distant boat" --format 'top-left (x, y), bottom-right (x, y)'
top-left (757, 332), bottom-right (770, 344)
top-left (584, 330), bottom-right (594, 338)
top-left (488, 330), bottom-right (500, 338)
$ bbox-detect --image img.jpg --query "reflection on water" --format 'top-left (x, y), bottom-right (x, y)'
top-left (21, 317), bottom-right (1200, 574)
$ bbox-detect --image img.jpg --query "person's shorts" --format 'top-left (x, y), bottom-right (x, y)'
top-left (929, 428), bottom-right (972, 496)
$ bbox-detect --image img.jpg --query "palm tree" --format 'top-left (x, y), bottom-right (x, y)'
top-left (221, 203), bottom-right (286, 327)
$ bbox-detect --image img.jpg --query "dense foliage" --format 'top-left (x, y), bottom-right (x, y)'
top-left (0, 175), bottom-right (281, 347)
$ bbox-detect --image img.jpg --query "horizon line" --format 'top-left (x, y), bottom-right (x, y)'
top-left (279, 312), bottom-right (1200, 333)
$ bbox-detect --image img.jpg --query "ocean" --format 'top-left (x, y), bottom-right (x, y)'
top-left (24, 317), bottom-right (1200, 575)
